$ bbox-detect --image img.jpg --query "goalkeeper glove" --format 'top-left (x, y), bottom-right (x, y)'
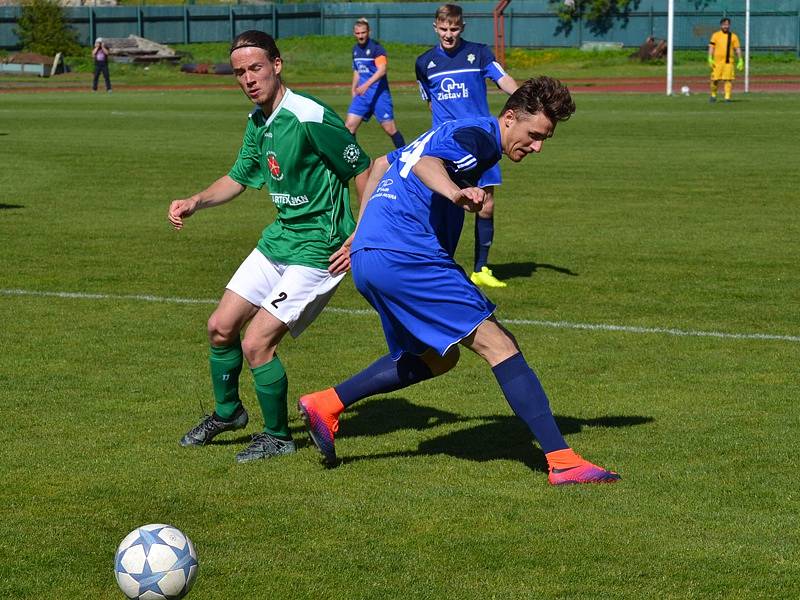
top-left (737, 58), bottom-right (744, 71)
top-left (707, 55), bottom-right (715, 68)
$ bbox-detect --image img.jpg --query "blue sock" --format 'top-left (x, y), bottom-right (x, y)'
top-left (390, 131), bottom-right (406, 149)
top-left (335, 353), bottom-right (433, 408)
top-left (474, 215), bottom-right (494, 272)
top-left (491, 353), bottom-right (568, 453)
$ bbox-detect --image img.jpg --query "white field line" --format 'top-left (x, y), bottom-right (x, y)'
top-left (2, 288), bottom-right (799, 343)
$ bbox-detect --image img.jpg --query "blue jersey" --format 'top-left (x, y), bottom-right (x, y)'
top-left (352, 117), bottom-right (502, 258)
top-left (353, 38), bottom-right (389, 96)
top-left (415, 40), bottom-right (508, 127)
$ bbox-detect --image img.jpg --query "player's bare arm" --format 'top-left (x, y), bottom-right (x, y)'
top-left (328, 158), bottom-right (383, 275)
top-left (353, 162), bottom-right (373, 206)
top-left (168, 175), bottom-right (245, 230)
top-left (350, 70), bottom-right (359, 97)
top-left (355, 155), bottom-right (389, 223)
top-left (496, 74), bottom-right (519, 95)
top-left (451, 187), bottom-right (486, 212)
top-left (355, 61), bottom-right (387, 96)
top-left (411, 156), bottom-right (485, 212)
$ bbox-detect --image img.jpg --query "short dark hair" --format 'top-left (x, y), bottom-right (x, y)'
top-left (230, 30), bottom-right (281, 60)
top-left (500, 76), bottom-right (576, 123)
top-left (720, 17), bottom-right (731, 25)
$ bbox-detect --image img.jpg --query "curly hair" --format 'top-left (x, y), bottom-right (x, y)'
top-left (230, 30), bottom-right (281, 61)
top-left (500, 76), bottom-right (576, 123)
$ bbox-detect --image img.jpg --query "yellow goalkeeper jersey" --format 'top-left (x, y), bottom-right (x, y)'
top-left (709, 30), bottom-right (740, 64)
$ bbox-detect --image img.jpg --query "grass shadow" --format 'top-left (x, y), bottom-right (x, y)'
top-left (337, 397), bottom-right (653, 472)
top-left (203, 426), bottom-right (325, 449)
top-left (203, 433), bottom-right (252, 446)
top-left (359, 418), bottom-right (550, 472)
top-left (491, 261), bottom-right (578, 281)
top-left (0, 204), bottom-right (24, 210)
top-left (340, 397), bottom-right (470, 438)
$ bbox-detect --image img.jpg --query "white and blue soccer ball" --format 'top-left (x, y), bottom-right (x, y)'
top-left (114, 524), bottom-right (198, 599)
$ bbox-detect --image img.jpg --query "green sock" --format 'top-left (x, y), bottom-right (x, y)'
top-left (209, 342), bottom-right (243, 420)
top-left (251, 356), bottom-right (290, 440)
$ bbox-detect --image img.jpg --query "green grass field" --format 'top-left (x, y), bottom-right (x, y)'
top-left (1, 86), bottom-right (799, 599)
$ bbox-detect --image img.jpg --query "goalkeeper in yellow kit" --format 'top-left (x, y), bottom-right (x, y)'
top-left (708, 17), bottom-right (743, 103)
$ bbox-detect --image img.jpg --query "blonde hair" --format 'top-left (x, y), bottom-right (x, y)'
top-left (434, 4), bottom-right (463, 24)
top-left (354, 18), bottom-right (370, 30)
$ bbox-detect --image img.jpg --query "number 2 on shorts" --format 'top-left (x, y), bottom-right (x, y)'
top-left (270, 292), bottom-right (288, 309)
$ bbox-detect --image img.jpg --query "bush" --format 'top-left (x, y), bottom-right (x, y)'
top-left (15, 0), bottom-right (81, 56)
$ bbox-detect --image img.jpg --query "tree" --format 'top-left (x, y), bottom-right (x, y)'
top-left (14, 0), bottom-right (81, 56)
top-left (551, 0), bottom-right (715, 36)
top-left (551, 0), bottom-right (643, 35)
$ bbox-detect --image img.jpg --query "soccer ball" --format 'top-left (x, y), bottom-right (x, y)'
top-left (114, 524), bottom-right (198, 599)
top-left (681, 85), bottom-right (691, 96)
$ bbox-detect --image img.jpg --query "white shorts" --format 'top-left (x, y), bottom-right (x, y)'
top-left (226, 249), bottom-right (345, 338)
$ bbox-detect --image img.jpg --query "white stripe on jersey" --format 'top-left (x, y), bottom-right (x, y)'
top-left (417, 81), bottom-right (430, 101)
top-left (491, 61), bottom-right (508, 77)
top-left (428, 68), bottom-right (481, 80)
top-left (354, 58), bottom-right (376, 62)
top-left (455, 160), bottom-right (477, 172)
top-left (454, 155), bottom-right (477, 171)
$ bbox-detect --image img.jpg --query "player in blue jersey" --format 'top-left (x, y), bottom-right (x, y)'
top-left (345, 18), bottom-right (406, 149)
top-left (415, 4), bottom-right (520, 289)
top-left (298, 77), bottom-right (621, 486)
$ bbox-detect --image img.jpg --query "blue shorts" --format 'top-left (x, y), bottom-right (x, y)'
top-left (351, 248), bottom-right (496, 359)
top-left (348, 88), bottom-right (395, 123)
top-left (478, 163), bottom-right (502, 188)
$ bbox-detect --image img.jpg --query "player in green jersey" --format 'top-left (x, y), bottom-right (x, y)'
top-left (168, 30), bottom-right (371, 463)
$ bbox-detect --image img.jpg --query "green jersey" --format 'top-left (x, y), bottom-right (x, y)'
top-left (228, 88), bottom-right (371, 269)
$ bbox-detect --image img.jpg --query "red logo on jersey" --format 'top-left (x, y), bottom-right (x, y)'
top-left (268, 154), bottom-right (282, 178)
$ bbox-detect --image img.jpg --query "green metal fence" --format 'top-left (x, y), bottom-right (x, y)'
top-left (2, 0), bottom-right (799, 53)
